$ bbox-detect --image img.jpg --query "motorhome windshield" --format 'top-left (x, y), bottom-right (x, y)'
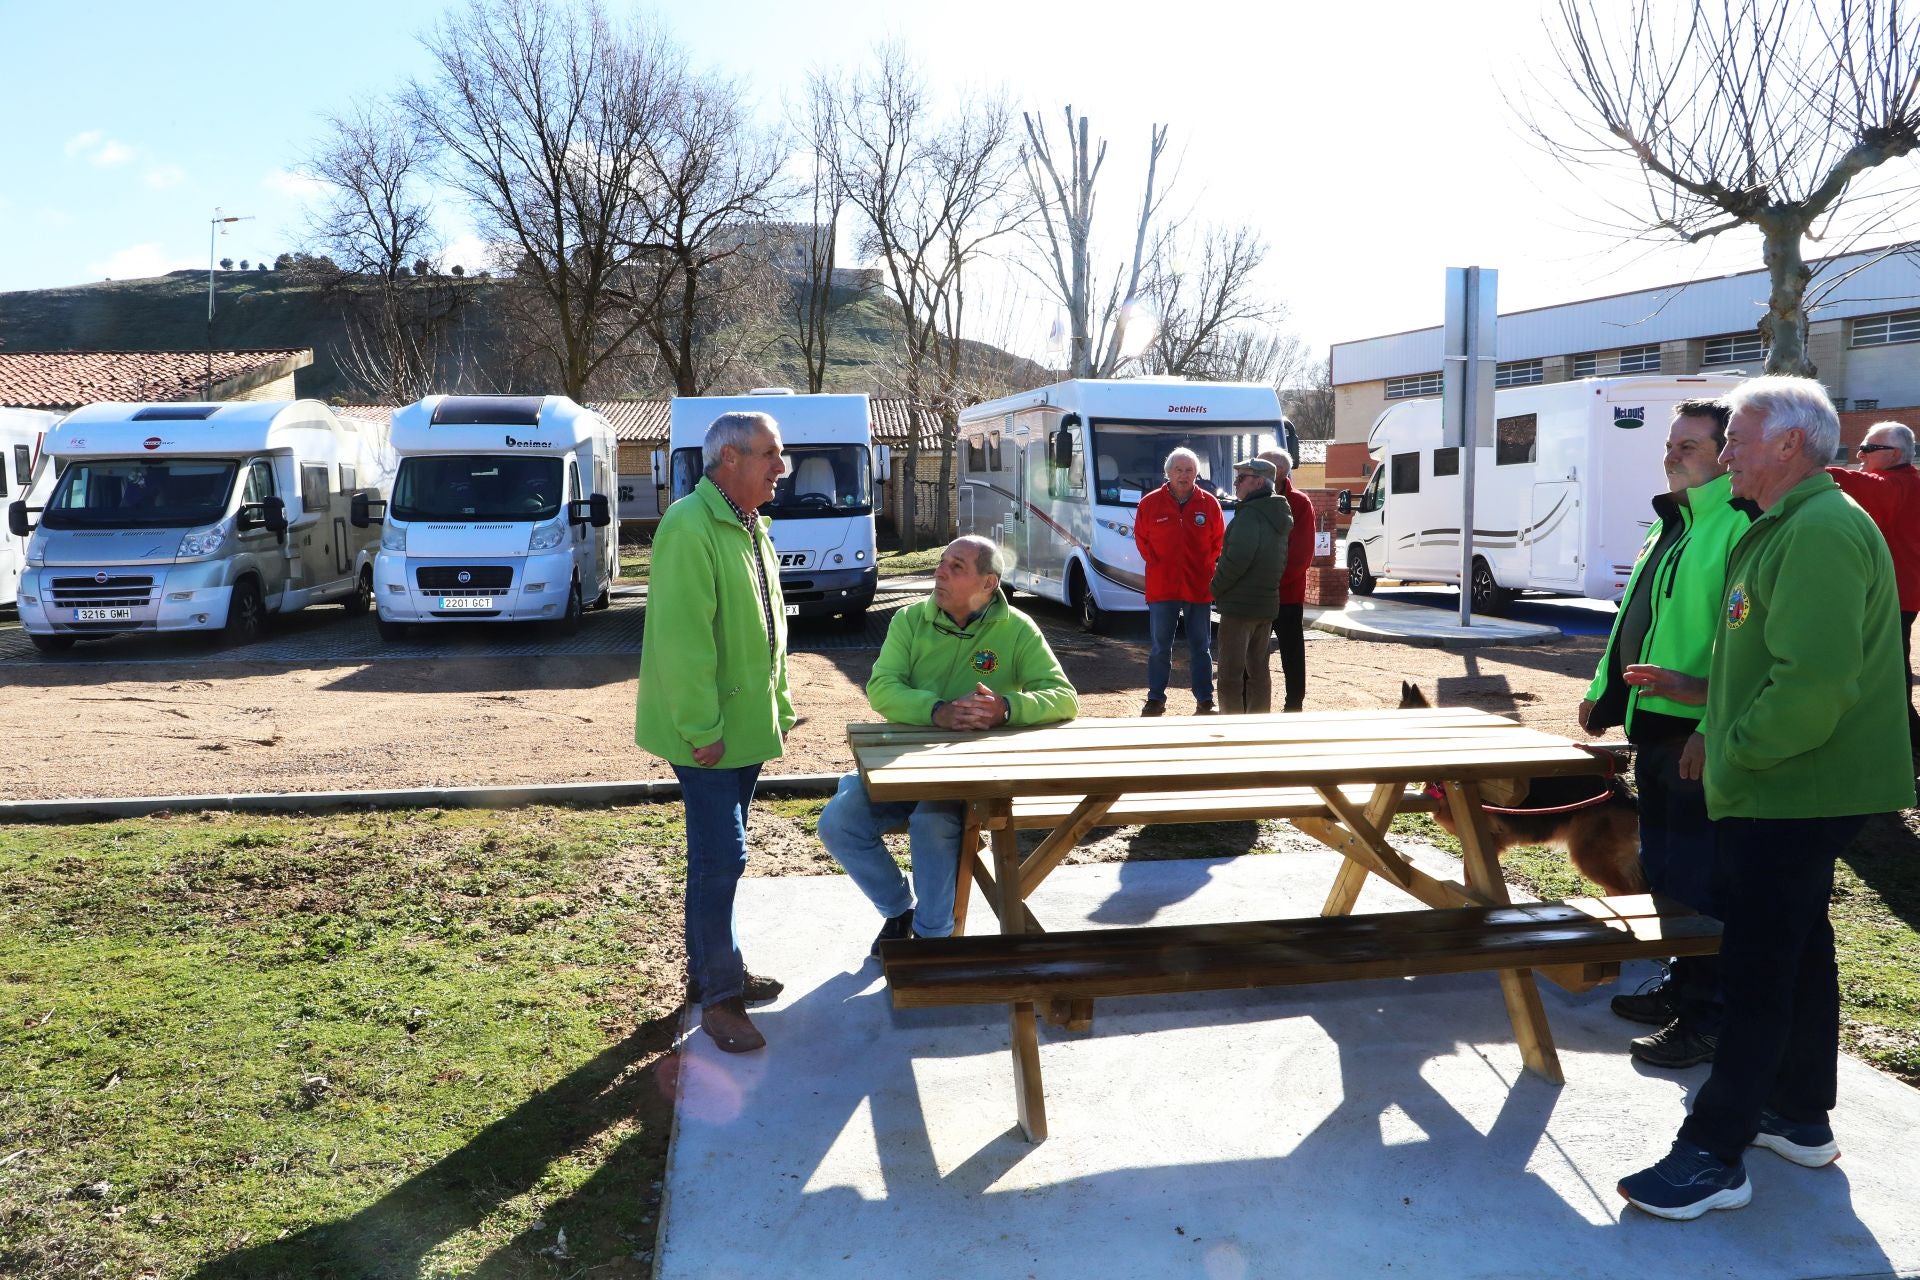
top-left (391, 454), bottom-right (564, 522)
top-left (767, 445), bottom-right (871, 517)
top-left (41, 458), bottom-right (238, 530)
top-left (1089, 421), bottom-right (1281, 507)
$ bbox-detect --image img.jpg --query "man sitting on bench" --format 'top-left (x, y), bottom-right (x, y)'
top-left (819, 535), bottom-right (1080, 955)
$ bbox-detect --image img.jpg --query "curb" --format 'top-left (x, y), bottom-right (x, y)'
top-left (0, 772), bottom-right (848, 823)
top-left (1307, 611), bottom-right (1561, 649)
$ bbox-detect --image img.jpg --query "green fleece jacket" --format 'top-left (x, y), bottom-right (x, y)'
top-left (1211, 489), bottom-right (1292, 619)
top-left (1586, 471), bottom-right (1748, 735)
top-left (634, 477), bottom-right (795, 768)
top-left (1703, 472), bottom-right (1915, 819)
top-left (868, 592), bottom-right (1079, 727)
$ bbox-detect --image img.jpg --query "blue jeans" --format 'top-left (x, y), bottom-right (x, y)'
top-left (672, 762), bottom-right (762, 1008)
top-left (1147, 599), bottom-right (1213, 704)
top-left (817, 772), bottom-right (966, 938)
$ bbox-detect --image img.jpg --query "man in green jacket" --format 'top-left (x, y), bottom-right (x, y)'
top-left (819, 535), bottom-right (1078, 953)
top-left (635, 411), bottom-right (795, 1054)
top-left (1618, 376), bottom-right (1915, 1221)
top-left (1581, 398), bottom-right (1747, 1069)
top-left (1212, 456), bottom-right (1292, 714)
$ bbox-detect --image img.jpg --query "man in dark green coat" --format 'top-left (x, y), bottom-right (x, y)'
top-left (1212, 456), bottom-right (1292, 713)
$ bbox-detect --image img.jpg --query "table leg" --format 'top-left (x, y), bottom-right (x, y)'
top-left (951, 805), bottom-right (983, 936)
top-left (992, 803), bottom-right (1048, 1141)
top-left (1445, 780), bottom-right (1564, 1085)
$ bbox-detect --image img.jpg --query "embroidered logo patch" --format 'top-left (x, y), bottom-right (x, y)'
top-left (972, 649), bottom-right (999, 674)
top-left (1194, 512), bottom-right (1208, 525)
top-left (1726, 582), bottom-right (1751, 629)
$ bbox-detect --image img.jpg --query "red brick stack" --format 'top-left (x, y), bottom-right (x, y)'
top-left (1302, 489), bottom-right (1348, 609)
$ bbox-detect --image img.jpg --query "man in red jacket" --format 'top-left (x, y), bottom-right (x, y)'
top-left (1262, 448), bottom-right (1319, 712)
top-left (1134, 447), bottom-right (1224, 715)
top-left (1829, 421), bottom-right (1920, 753)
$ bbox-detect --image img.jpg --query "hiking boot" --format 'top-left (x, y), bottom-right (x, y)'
top-left (1618, 1140), bottom-right (1750, 1220)
top-left (1751, 1107), bottom-right (1840, 1168)
top-left (1630, 1019), bottom-right (1718, 1069)
top-left (1610, 974), bottom-right (1677, 1026)
top-left (870, 908), bottom-right (915, 957)
top-left (699, 996), bottom-right (766, 1054)
top-left (687, 970), bottom-right (784, 1006)
top-left (1194, 701), bottom-right (1216, 715)
top-left (1141, 699), bottom-right (1167, 717)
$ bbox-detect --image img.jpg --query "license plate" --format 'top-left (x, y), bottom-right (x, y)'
top-left (439, 597), bottom-right (494, 610)
top-left (784, 604), bottom-right (799, 616)
top-left (73, 607), bottom-right (133, 621)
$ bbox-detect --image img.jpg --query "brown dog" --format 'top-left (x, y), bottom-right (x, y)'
top-left (1399, 681), bottom-right (1646, 894)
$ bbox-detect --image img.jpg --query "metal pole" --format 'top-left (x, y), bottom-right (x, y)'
top-left (1458, 266), bottom-right (1481, 628)
top-left (204, 211), bottom-right (252, 399)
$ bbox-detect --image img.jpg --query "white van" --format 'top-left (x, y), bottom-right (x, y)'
top-left (956, 377), bottom-right (1285, 630)
top-left (0, 408), bottom-right (59, 609)
top-left (363, 394), bottom-right (618, 640)
top-left (1338, 374), bottom-right (1743, 611)
top-left (10, 400), bottom-right (390, 653)
top-left (657, 390), bottom-right (885, 620)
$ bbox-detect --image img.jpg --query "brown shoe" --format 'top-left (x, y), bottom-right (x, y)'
top-left (700, 996), bottom-right (766, 1053)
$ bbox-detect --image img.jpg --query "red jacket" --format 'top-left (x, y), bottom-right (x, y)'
top-left (1277, 480), bottom-right (1317, 605)
top-left (1830, 464), bottom-right (1920, 611)
top-left (1135, 483), bottom-right (1224, 603)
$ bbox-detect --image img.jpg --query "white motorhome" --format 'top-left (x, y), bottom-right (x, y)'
top-left (658, 390), bottom-right (885, 620)
top-left (10, 400), bottom-right (390, 653)
top-left (1338, 374), bottom-right (1744, 612)
top-left (363, 394), bottom-right (618, 640)
top-left (0, 408), bottom-right (59, 609)
top-left (956, 377), bottom-right (1285, 630)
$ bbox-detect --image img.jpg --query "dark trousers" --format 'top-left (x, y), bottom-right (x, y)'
top-left (1272, 604), bottom-right (1306, 711)
top-left (1633, 732), bottom-right (1722, 1034)
top-left (1903, 611), bottom-right (1919, 754)
top-left (1678, 814), bottom-right (1867, 1164)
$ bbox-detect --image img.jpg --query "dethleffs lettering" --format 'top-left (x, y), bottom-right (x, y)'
top-left (1166, 404), bottom-right (1208, 414)
top-left (504, 434), bottom-right (553, 448)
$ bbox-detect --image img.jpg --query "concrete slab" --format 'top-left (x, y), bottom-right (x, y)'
top-left (659, 852), bottom-right (1920, 1279)
top-left (1310, 595), bottom-right (1561, 648)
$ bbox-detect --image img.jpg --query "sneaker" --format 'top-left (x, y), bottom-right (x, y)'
top-left (1630, 1020), bottom-right (1718, 1069)
top-left (870, 908), bottom-right (915, 957)
top-left (1618, 1141), bottom-right (1751, 1220)
top-left (687, 970), bottom-right (784, 1006)
top-left (1751, 1107), bottom-right (1840, 1168)
top-left (1611, 974), bottom-right (1677, 1026)
top-left (1194, 702), bottom-right (1216, 715)
top-left (1141, 699), bottom-right (1167, 717)
top-left (699, 996), bottom-right (766, 1054)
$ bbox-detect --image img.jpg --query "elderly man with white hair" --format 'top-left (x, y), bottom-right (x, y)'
top-left (1133, 446), bottom-right (1224, 715)
top-left (1616, 376), bottom-right (1914, 1220)
top-left (1828, 420), bottom-right (1920, 754)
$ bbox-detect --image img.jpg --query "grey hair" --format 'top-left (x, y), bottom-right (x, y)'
top-left (949, 534), bottom-right (1006, 578)
top-left (1260, 447), bottom-right (1296, 472)
top-left (1723, 376), bottom-right (1841, 462)
top-left (703, 411), bottom-right (778, 472)
top-left (1868, 420), bottom-right (1916, 464)
top-left (1164, 447), bottom-right (1201, 475)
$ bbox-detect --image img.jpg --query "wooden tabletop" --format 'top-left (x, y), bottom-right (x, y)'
top-left (849, 707), bottom-right (1607, 803)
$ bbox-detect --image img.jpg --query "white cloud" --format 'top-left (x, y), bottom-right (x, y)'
top-left (63, 130), bottom-right (104, 157)
top-left (87, 243), bottom-right (196, 281)
top-left (263, 168), bottom-right (329, 201)
top-left (91, 140), bottom-right (134, 168)
top-left (144, 164), bottom-right (186, 190)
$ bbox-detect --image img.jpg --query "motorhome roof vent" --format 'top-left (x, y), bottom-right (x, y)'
top-left (132, 405), bottom-right (219, 421)
top-left (747, 387), bottom-right (796, 396)
top-left (431, 395), bottom-right (547, 426)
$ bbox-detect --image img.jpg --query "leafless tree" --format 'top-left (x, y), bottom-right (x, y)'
top-left (1526, 0), bottom-right (1920, 375)
top-left (1284, 359), bottom-right (1335, 441)
top-left (791, 73), bottom-right (846, 394)
top-left (1021, 108), bottom-right (1171, 378)
top-left (404, 0), bottom-right (677, 399)
top-left (1138, 222), bottom-right (1282, 379)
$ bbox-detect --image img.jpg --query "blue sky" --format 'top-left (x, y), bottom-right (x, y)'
top-left (3, 0), bottom-right (1906, 360)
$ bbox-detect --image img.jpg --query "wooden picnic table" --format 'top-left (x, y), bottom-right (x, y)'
top-left (848, 706), bottom-right (1623, 1137)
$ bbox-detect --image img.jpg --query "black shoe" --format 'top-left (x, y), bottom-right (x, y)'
top-left (1281, 703), bottom-right (1303, 713)
top-left (687, 970), bottom-right (785, 1006)
top-left (871, 908), bottom-right (915, 957)
top-left (1141, 699), bottom-right (1167, 717)
top-left (1194, 702), bottom-right (1215, 715)
top-left (1610, 975), bottom-right (1677, 1026)
top-left (1630, 1019), bottom-right (1718, 1069)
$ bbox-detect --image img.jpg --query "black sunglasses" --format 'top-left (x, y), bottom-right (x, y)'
top-left (1858, 443), bottom-right (1897, 454)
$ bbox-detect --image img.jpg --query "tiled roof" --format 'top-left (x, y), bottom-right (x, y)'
top-left (0, 349), bottom-right (312, 410)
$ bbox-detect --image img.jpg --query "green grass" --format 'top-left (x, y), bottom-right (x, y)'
top-left (618, 544), bottom-right (651, 581)
top-left (874, 546), bottom-right (942, 577)
top-left (1389, 811), bottom-right (1920, 1085)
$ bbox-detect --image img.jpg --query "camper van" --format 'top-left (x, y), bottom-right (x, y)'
top-left (658, 390), bottom-right (884, 619)
top-left (1338, 374), bottom-right (1744, 612)
top-left (362, 394), bottom-right (617, 640)
top-left (10, 400), bottom-right (390, 653)
top-left (0, 408), bottom-right (59, 609)
top-left (956, 377), bottom-right (1285, 630)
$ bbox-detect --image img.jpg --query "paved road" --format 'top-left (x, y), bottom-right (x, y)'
top-left (1362, 585), bottom-right (1618, 638)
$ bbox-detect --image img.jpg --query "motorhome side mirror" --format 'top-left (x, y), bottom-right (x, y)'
top-left (236, 504), bottom-right (263, 532)
top-left (588, 492), bottom-right (611, 528)
top-left (1052, 427), bottom-right (1074, 470)
top-left (350, 492), bottom-right (373, 528)
top-left (567, 498), bottom-right (589, 527)
top-left (875, 444), bottom-right (892, 483)
top-left (1336, 490), bottom-right (1352, 516)
top-left (650, 449), bottom-right (665, 477)
top-left (263, 496), bottom-right (289, 535)
top-left (7, 501), bottom-right (28, 539)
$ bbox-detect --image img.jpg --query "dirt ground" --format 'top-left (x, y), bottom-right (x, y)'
top-left (0, 624), bottom-right (1608, 803)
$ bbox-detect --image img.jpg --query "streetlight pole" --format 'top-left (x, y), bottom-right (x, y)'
top-left (205, 208), bottom-right (254, 398)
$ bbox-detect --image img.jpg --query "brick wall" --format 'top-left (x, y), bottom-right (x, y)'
top-left (1302, 488), bottom-right (1348, 608)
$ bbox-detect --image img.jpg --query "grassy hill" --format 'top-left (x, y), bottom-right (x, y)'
top-left (0, 270), bottom-right (1047, 403)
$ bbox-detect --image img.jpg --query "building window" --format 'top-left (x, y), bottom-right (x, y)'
top-left (1619, 344), bottom-right (1662, 373)
top-left (1851, 310), bottom-right (1920, 347)
top-left (1494, 359), bottom-right (1543, 388)
top-left (1390, 451), bottom-right (1421, 494)
top-left (1496, 414), bottom-right (1537, 466)
top-left (1703, 332), bottom-right (1764, 366)
top-left (1433, 447), bottom-right (1460, 477)
top-left (1385, 371), bottom-right (1442, 399)
top-left (1854, 399), bottom-right (1880, 412)
top-left (1573, 353), bottom-right (1598, 378)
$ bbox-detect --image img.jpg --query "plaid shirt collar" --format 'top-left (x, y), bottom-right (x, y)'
top-left (714, 480), bottom-right (760, 533)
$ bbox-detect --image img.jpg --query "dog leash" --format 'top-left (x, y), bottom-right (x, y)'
top-left (1423, 744), bottom-right (1621, 816)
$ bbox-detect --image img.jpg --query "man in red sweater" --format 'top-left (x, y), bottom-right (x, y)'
top-left (1134, 447), bottom-right (1224, 715)
top-left (1263, 448), bottom-right (1319, 712)
top-left (1829, 421), bottom-right (1920, 753)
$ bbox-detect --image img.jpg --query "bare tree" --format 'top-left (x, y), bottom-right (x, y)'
top-left (1284, 359), bottom-right (1335, 441)
top-left (792, 72), bottom-right (846, 393)
top-left (1021, 108), bottom-right (1171, 378)
top-left (405, 0), bottom-right (677, 398)
top-left (1528, 0), bottom-right (1920, 375)
top-left (1138, 222), bottom-right (1282, 378)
